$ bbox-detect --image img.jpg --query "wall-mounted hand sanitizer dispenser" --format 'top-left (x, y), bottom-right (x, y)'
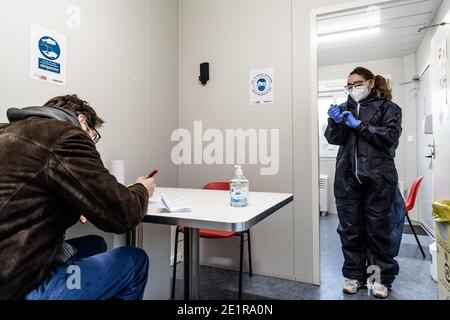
top-left (423, 114), bottom-right (433, 135)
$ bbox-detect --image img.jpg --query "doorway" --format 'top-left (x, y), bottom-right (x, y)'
top-left (312, 0), bottom-right (441, 299)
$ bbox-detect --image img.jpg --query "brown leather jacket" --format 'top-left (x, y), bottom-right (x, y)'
top-left (0, 106), bottom-right (149, 300)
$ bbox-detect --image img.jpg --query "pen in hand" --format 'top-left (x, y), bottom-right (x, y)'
top-left (147, 170), bottom-right (159, 179)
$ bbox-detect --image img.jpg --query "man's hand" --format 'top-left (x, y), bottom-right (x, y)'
top-left (136, 177), bottom-right (156, 198)
top-left (80, 215), bottom-right (87, 224)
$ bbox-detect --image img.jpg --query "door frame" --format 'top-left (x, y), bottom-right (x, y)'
top-left (301, 0), bottom-right (394, 285)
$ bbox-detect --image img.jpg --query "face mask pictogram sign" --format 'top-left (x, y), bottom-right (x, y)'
top-left (30, 23), bottom-right (66, 86)
top-left (250, 68), bottom-right (274, 105)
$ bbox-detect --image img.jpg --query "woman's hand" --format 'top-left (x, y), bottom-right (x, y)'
top-left (341, 111), bottom-right (362, 129)
top-left (328, 104), bottom-right (344, 123)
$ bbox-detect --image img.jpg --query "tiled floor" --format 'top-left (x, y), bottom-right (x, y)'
top-left (171, 214), bottom-right (437, 300)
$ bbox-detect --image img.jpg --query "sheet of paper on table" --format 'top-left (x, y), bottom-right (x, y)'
top-left (159, 193), bottom-right (192, 213)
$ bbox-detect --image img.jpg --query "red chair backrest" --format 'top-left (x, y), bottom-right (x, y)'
top-left (405, 176), bottom-right (424, 213)
top-left (203, 182), bottom-right (230, 191)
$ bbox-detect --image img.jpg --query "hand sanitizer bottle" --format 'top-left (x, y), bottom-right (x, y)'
top-left (230, 165), bottom-right (249, 207)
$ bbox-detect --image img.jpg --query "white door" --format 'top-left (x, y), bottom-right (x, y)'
top-left (430, 23), bottom-right (450, 224)
top-left (417, 67), bottom-right (435, 233)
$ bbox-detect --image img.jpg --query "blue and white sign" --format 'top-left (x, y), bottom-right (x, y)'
top-left (38, 36), bottom-right (61, 60)
top-left (250, 68), bottom-right (274, 105)
top-left (30, 23), bottom-right (66, 86)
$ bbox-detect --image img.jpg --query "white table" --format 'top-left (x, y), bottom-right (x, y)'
top-left (142, 187), bottom-right (293, 300)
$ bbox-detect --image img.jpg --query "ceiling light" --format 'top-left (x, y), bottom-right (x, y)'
top-left (318, 26), bottom-right (381, 45)
top-left (317, 5), bottom-right (381, 45)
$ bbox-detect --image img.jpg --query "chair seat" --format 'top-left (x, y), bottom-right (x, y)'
top-left (179, 226), bottom-right (237, 238)
top-left (200, 229), bottom-right (238, 238)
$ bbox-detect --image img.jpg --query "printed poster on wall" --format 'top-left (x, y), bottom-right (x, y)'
top-left (250, 68), bottom-right (274, 105)
top-left (30, 23), bottom-right (66, 86)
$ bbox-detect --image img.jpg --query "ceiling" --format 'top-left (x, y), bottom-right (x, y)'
top-left (317, 0), bottom-right (443, 66)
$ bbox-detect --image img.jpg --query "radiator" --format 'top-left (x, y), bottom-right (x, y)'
top-left (319, 175), bottom-right (329, 216)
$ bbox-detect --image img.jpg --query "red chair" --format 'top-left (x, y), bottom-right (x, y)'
top-left (171, 182), bottom-right (253, 300)
top-left (404, 176), bottom-right (426, 258)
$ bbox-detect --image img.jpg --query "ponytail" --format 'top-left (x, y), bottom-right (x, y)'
top-left (373, 75), bottom-right (392, 101)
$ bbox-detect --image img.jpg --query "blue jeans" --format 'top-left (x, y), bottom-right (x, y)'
top-left (25, 235), bottom-right (149, 300)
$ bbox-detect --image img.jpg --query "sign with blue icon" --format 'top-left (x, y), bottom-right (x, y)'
top-left (30, 23), bottom-right (66, 86)
top-left (250, 68), bottom-right (274, 105)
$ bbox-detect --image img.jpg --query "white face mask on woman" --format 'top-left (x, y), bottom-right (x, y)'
top-left (348, 81), bottom-right (370, 103)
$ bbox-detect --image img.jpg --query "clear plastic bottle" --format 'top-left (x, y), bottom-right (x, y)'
top-left (230, 165), bottom-right (249, 207)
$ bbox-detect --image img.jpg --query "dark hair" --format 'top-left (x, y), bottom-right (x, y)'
top-left (349, 67), bottom-right (393, 101)
top-left (44, 94), bottom-right (105, 128)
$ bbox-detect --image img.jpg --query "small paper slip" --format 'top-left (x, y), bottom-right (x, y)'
top-left (159, 193), bottom-right (192, 213)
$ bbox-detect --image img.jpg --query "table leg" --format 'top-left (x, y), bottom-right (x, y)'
top-left (183, 227), bottom-right (199, 300)
top-left (126, 227), bottom-right (137, 247)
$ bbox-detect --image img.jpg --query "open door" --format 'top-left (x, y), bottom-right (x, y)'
top-left (417, 67), bottom-right (435, 233)
top-left (430, 22), bottom-right (450, 218)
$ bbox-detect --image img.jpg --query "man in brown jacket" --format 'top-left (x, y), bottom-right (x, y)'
top-left (0, 95), bottom-right (155, 300)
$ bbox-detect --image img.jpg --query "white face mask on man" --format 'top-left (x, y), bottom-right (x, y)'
top-left (347, 81), bottom-right (370, 103)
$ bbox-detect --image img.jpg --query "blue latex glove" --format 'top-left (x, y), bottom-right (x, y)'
top-left (341, 111), bottom-right (362, 128)
top-left (327, 104), bottom-right (344, 123)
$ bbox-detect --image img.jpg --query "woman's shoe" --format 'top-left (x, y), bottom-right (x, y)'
top-left (371, 282), bottom-right (389, 298)
top-left (343, 279), bottom-right (363, 294)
